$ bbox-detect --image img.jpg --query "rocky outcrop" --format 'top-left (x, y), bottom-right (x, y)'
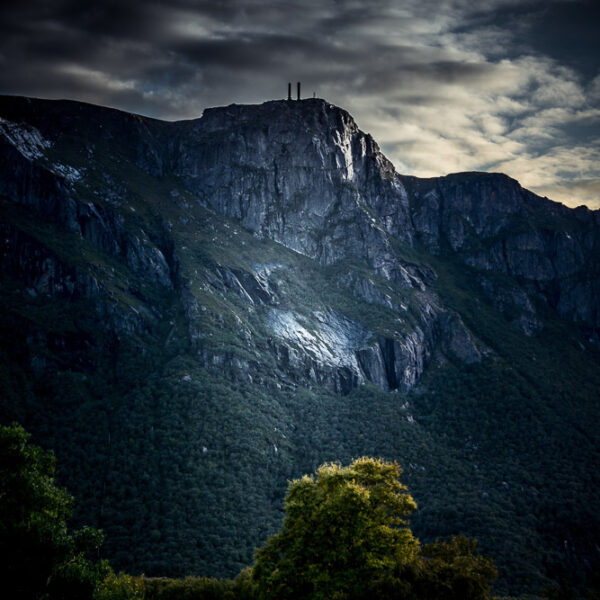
top-left (0, 223), bottom-right (99, 299)
top-left (0, 94), bottom-right (597, 396)
top-left (264, 307), bottom-right (432, 394)
top-left (264, 305), bottom-right (481, 393)
top-left (407, 172), bottom-right (600, 329)
top-left (0, 114), bottom-right (178, 366)
top-left (0, 109), bottom-right (176, 291)
top-left (0, 222), bottom-right (148, 370)
top-left (172, 100), bottom-right (415, 282)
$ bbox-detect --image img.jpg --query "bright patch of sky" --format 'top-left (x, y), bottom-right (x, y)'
top-left (1, 0), bottom-right (598, 207)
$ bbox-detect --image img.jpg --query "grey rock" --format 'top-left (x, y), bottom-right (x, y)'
top-left (1, 95), bottom-right (596, 396)
top-left (408, 172), bottom-right (600, 328)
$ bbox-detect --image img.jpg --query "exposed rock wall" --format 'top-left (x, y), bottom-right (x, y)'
top-left (407, 172), bottom-right (600, 328)
top-left (0, 94), bottom-right (597, 393)
top-left (172, 100), bottom-right (413, 279)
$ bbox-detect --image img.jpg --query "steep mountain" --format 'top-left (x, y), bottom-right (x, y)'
top-left (1, 95), bottom-right (599, 596)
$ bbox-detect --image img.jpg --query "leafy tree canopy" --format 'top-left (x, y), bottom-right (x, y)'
top-left (252, 457), bottom-right (419, 600)
top-left (252, 457), bottom-right (497, 600)
top-left (0, 423), bottom-right (109, 599)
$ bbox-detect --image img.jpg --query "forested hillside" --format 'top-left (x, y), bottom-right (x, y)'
top-left (1, 94), bottom-right (599, 596)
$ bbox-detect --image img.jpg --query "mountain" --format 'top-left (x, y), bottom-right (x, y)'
top-left (1, 94), bottom-right (599, 596)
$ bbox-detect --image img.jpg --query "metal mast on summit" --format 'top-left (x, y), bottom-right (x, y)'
top-left (286, 82), bottom-right (302, 100)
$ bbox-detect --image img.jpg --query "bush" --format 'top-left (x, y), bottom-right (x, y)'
top-left (95, 572), bottom-right (145, 600)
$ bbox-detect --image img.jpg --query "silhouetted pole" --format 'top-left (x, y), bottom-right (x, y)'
top-left (288, 82), bottom-right (292, 101)
top-left (297, 81), bottom-right (301, 100)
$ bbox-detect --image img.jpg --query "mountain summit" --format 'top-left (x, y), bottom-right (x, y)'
top-left (0, 95), bottom-right (599, 594)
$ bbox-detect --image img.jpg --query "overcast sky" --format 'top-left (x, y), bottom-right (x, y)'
top-left (1, 0), bottom-right (599, 208)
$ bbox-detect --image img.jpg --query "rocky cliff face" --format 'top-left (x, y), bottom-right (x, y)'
top-left (172, 100), bottom-right (413, 270)
top-left (0, 95), bottom-right (598, 394)
top-left (406, 172), bottom-right (600, 332)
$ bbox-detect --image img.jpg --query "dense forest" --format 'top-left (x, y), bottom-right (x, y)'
top-left (3, 278), bottom-right (599, 596)
top-left (0, 423), bottom-right (506, 600)
top-left (4, 422), bottom-right (600, 600)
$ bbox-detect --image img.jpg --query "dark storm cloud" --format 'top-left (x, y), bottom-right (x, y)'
top-left (468, 0), bottom-right (600, 78)
top-left (0, 0), bottom-right (165, 40)
top-left (172, 33), bottom-right (348, 70)
top-left (0, 0), bottom-right (508, 108)
top-left (0, 0), bottom-right (598, 207)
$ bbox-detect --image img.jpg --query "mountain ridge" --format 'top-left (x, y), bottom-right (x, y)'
top-left (1, 94), bottom-right (599, 594)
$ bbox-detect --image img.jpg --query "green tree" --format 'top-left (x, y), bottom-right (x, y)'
top-left (94, 572), bottom-right (145, 600)
top-left (252, 457), bottom-right (419, 600)
top-left (0, 423), bottom-right (109, 599)
top-left (415, 536), bottom-right (497, 600)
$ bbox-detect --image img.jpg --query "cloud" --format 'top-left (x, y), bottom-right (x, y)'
top-left (540, 180), bottom-right (600, 210)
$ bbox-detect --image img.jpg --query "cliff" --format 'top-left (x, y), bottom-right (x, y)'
top-left (0, 95), bottom-right (599, 594)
